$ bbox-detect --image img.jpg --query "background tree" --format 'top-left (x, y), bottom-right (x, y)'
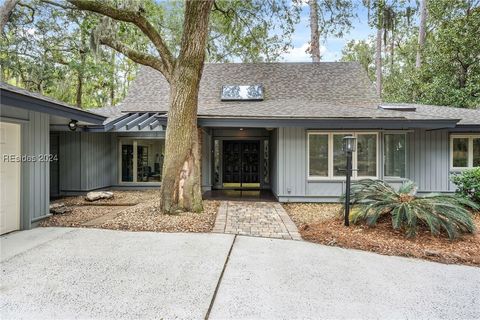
top-left (415, 0), bottom-right (427, 68)
top-left (306, 0), bottom-right (355, 62)
top-left (1, 1), bottom-right (136, 108)
top-left (342, 0), bottom-right (479, 108)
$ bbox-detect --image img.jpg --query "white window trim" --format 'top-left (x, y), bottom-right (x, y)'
top-left (118, 137), bottom-right (164, 184)
top-left (383, 132), bottom-right (407, 179)
top-left (307, 131), bottom-right (379, 180)
top-left (450, 134), bottom-right (480, 170)
top-left (306, 132), bottom-right (329, 179)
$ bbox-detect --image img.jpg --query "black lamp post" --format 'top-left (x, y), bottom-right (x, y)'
top-left (343, 135), bottom-right (356, 227)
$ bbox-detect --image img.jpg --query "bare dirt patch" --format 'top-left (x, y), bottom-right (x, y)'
top-left (283, 203), bottom-right (480, 267)
top-left (42, 190), bottom-right (219, 233)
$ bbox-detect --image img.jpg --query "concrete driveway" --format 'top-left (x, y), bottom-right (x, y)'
top-left (1, 228), bottom-right (479, 320)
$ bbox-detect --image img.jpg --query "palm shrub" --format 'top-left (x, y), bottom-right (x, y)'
top-left (451, 168), bottom-right (480, 205)
top-left (345, 179), bottom-right (478, 239)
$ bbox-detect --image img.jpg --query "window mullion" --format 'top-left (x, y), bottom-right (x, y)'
top-left (469, 137), bottom-right (473, 167)
top-left (133, 140), bottom-right (138, 183)
top-left (329, 133), bottom-right (333, 178)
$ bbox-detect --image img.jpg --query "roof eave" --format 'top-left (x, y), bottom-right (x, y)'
top-left (196, 117), bottom-right (459, 129)
top-left (1, 89), bottom-right (106, 124)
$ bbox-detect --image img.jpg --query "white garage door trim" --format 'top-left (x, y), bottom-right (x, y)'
top-left (0, 121), bottom-right (21, 235)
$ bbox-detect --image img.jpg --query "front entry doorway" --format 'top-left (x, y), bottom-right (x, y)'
top-left (222, 140), bottom-right (260, 188)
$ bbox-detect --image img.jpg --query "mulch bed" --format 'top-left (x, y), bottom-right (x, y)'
top-left (41, 190), bottom-right (220, 233)
top-left (283, 203), bottom-right (480, 267)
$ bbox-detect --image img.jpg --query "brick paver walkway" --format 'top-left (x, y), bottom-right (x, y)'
top-left (212, 201), bottom-right (302, 240)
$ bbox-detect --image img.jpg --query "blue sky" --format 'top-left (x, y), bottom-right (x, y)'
top-left (282, 3), bottom-right (373, 62)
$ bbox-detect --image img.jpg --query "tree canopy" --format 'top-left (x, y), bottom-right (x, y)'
top-left (341, 0), bottom-right (480, 108)
top-left (1, 0), bottom-right (300, 109)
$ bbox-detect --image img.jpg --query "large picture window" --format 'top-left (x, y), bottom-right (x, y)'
top-left (384, 133), bottom-right (406, 178)
top-left (451, 135), bottom-right (480, 169)
top-left (308, 132), bottom-right (378, 179)
top-left (119, 138), bottom-right (165, 183)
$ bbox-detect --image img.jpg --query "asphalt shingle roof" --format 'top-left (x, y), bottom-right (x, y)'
top-left (93, 62), bottom-right (480, 125)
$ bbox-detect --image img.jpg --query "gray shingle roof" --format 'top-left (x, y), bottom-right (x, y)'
top-left (381, 103), bottom-right (480, 125)
top-left (93, 62), bottom-right (480, 125)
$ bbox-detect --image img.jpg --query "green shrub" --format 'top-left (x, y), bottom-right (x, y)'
top-left (346, 179), bottom-right (478, 239)
top-left (451, 168), bottom-right (480, 205)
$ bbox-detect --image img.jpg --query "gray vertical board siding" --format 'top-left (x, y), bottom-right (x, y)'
top-left (49, 134), bottom-right (60, 197)
top-left (58, 132), bottom-right (113, 192)
top-left (28, 111), bottom-right (50, 221)
top-left (80, 133), bottom-right (113, 190)
top-left (277, 127), bottom-right (306, 197)
top-left (407, 129), bottom-right (450, 192)
top-left (201, 129), bottom-right (212, 190)
top-left (16, 110), bottom-right (50, 225)
top-left (59, 131), bottom-right (81, 191)
top-left (270, 129), bottom-right (279, 196)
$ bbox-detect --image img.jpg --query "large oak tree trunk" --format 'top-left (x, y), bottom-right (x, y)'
top-left (159, 0), bottom-right (213, 214)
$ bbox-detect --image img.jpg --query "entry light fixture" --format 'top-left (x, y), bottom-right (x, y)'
top-left (239, 128), bottom-right (244, 131)
top-left (342, 135), bottom-right (357, 152)
top-left (68, 120), bottom-right (78, 131)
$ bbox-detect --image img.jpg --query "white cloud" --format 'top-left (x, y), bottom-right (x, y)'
top-left (282, 42), bottom-right (330, 62)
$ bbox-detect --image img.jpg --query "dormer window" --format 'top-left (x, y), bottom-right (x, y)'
top-left (221, 85), bottom-right (264, 101)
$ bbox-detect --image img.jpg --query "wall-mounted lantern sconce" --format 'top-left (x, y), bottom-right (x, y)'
top-left (342, 135), bottom-right (357, 226)
top-left (68, 120), bottom-right (78, 131)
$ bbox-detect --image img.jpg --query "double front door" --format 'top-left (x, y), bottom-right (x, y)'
top-left (222, 140), bottom-right (260, 188)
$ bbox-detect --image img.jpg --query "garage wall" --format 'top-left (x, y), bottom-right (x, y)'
top-left (1, 105), bottom-right (50, 228)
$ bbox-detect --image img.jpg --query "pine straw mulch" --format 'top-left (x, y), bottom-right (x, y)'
top-left (283, 203), bottom-right (480, 267)
top-left (42, 190), bottom-right (220, 233)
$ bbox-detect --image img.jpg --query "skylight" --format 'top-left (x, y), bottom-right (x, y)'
top-left (379, 105), bottom-right (417, 111)
top-left (221, 85), bottom-right (264, 101)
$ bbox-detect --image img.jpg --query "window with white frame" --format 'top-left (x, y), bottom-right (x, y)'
top-left (384, 133), bottom-right (406, 178)
top-left (450, 135), bottom-right (480, 169)
top-left (308, 132), bottom-right (378, 179)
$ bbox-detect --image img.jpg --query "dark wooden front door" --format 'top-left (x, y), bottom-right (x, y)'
top-left (222, 141), bottom-right (260, 188)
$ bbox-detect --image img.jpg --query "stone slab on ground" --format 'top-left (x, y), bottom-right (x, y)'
top-left (85, 191), bottom-right (114, 202)
top-left (1, 228), bottom-right (234, 320)
top-left (209, 236), bottom-right (480, 320)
